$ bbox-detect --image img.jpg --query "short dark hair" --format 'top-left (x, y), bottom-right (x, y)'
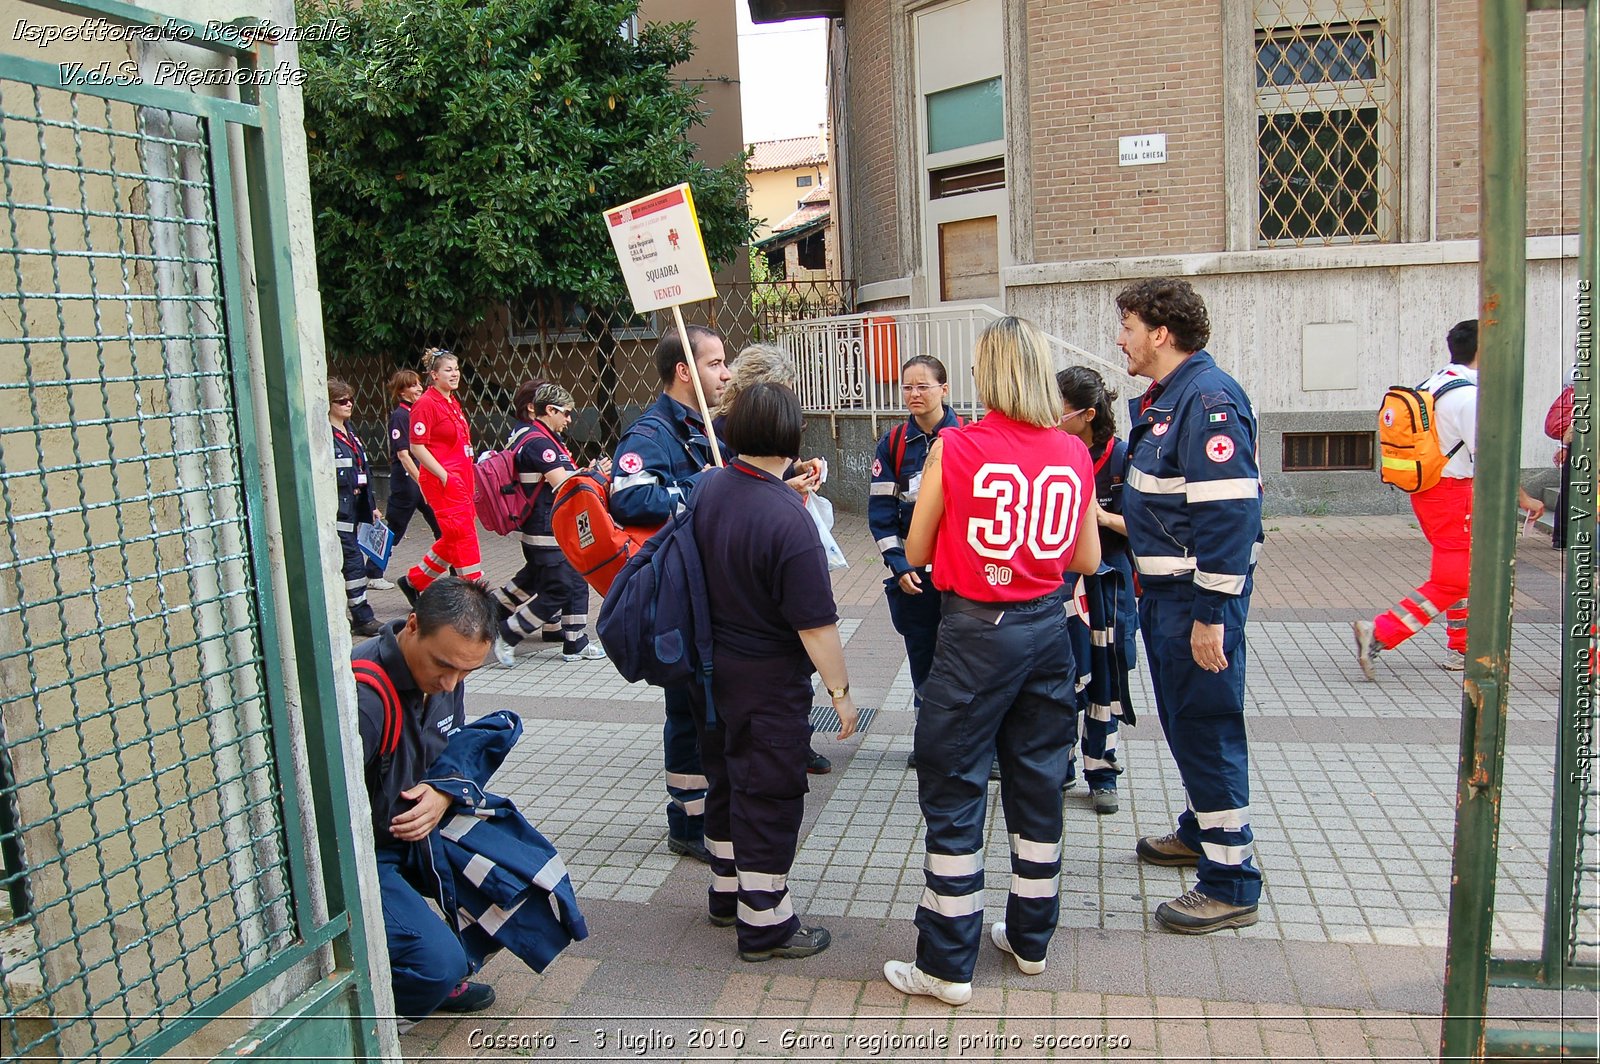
top-left (413, 577), bottom-right (498, 643)
top-left (723, 381), bottom-right (804, 459)
top-left (1446, 319), bottom-right (1478, 364)
top-left (1115, 277), bottom-right (1211, 354)
top-left (655, 325), bottom-right (721, 385)
top-left (511, 377), bottom-right (546, 421)
top-left (327, 376), bottom-right (352, 403)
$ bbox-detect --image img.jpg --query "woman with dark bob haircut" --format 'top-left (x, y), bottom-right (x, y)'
top-left (689, 382), bottom-right (858, 963)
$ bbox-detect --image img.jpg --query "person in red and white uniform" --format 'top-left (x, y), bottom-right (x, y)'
top-left (398, 349), bottom-right (482, 602)
top-left (1353, 320), bottom-right (1546, 676)
top-left (882, 316), bottom-right (1102, 1006)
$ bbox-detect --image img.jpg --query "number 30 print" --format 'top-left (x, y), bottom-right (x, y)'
top-left (965, 463), bottom-right (1084, 560)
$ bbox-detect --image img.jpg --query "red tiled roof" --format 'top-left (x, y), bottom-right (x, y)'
top-left (768, 202), bottom-right (829, 235)
top-left (799, 183), bottom-right (830, 206)
top-left (746, 135), bottom-right (827, 172)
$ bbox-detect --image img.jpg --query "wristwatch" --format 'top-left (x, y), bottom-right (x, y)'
top-left (827, 682), bottom-right (850, 700)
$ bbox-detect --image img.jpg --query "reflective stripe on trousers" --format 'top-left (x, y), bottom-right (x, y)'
top-left (912, 592), bottom-right (1073, 983)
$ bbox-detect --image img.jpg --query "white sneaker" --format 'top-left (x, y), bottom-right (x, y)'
top-left (882, 959), bottom-right (971, 1005)
top-left (990, 921), bottom-right (1046, 975)
top-left (563, 642), bottom-right (606, 662)
top-left (1442, 648), bottom-right (1466, 672)
top-left (492, 637), bottom-right (515, 668)
top-left (1351, 620), bottom-right (1379, 681)
top-left (368, 577), bottom-right (395, 591)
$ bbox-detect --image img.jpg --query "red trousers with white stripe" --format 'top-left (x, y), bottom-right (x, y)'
top-left (1375, 477), bottom-right (1472, 652)
top-left (407, 481), bottom-right (482, 589)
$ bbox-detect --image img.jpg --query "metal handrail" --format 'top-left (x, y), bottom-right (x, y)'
top-left (770, 303), bottom-right (1136, 415)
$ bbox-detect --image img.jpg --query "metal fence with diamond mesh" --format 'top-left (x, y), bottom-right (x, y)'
top-left (330, 279), bottom-right (852, 497)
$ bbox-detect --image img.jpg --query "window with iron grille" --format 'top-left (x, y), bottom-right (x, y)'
top-left (1282, 431), bottom-right (1375, 471)
top-left (1254, 1), bottom-right (1399, 244)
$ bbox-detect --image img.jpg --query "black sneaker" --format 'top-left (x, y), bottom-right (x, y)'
top-left (434, 980), bottom-right (496, 1013)
top-left (807, 748), bottom-right (832, 774)
top-left (351, 618), bottom-right (384, 638)
top-left (739, 925), bottom-right (831, 962)
top-left (667, 836), bottom-right (711, 864)
top-left (396, 575), bottom-right (419, 607)
top-left (708, 912), bottom-right (737, 928)
top-left (1090, 787), bottom-right (1119, 815)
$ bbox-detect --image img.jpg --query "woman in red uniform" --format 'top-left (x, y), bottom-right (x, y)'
top-left (398, 349), bottom-right (483, 600)
top-left (883, 316), bottom-right (1101, 1005)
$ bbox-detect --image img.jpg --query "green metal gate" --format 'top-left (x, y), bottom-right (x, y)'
top-left (0, 4), bottom-right (381, 1060)
top-left (1441, 1), bottom-right (1599, 1059)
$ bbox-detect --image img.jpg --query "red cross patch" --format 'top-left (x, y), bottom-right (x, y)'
top-left (391, 428), bottom-right (401, 440)
top-left (542, 448), bottom-right (557, 463)
top-left (1206, 435), bottom-right (1236, 463)
top-left (413, 421), bottom-right (426, 436)
top-left (618, 452), bottom-right (643, 475)
top-left (1152, 421), bottom-right (1170, 436)
top-left (871, 458), bottom-right (882, 477)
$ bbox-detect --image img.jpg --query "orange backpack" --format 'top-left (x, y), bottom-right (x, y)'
top-left (550, 472), bottom-right (658, 595)
top-left (1377, 378), bottom-right (1472, 493)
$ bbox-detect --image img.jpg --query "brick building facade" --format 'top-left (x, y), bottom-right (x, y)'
top-left (759, 0), bottom-right (1584, 512)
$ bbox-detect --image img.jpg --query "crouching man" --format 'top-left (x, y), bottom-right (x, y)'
top-left (352, 576), bottom-right (499, 1020)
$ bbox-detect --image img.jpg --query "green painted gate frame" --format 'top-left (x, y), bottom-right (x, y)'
top-left (1, 2), bottom-right (382, 1059)
top-left (1441, 1), bottom-right (1599, 1061)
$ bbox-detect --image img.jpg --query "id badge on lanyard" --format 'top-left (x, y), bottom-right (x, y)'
top-left (905, 471), bottom-right (923, 502)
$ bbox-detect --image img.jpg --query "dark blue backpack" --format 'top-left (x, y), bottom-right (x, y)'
top-left (597, 495), bottom-right (716, 720)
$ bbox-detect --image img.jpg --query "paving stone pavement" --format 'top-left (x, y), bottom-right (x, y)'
top-left (372, 513), bottom-right (1596, 1062)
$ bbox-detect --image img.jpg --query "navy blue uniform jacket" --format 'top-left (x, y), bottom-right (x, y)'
top-left (609, 393), bottom-right (724, 527)
top-left (1123, 351), bottom-right (1263, 625)
top-left (867, 407), bottom-right (963, 578)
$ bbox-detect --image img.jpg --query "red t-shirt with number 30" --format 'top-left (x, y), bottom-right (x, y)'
top-left (931, 410), bottom-right (1094, 602)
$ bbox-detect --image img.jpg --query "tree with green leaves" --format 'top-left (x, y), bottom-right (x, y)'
top-left (297, 0), bottom-right (753, 355)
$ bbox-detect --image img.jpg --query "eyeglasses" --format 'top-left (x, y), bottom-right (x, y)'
top-left (1059, 408), bottom-right (1087, 424)
top-left (548, 406), bottom-right (572, 417)
top-left (901, 383), bottom-right (941, 394)
top-left (333, 397), bottom-right (354, 405)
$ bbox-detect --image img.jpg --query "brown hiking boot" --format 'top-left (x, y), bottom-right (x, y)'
top-left (1136, 831), bottom-right (1200, 867)
top-left (1155, 889), bottom-right (1259, 934)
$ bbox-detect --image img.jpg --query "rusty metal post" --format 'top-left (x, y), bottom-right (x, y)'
top-left (1440, 2), bottom-right (1528, 1060)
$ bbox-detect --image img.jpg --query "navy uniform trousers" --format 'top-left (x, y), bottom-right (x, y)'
top-left (913, 591), bottom-right (1074, 984)
top-left (885, 572), bottom-right (941, 709)
top-left (1140, 589), bottom-right (1262, 906)
top-left (691, 652), bottom-right (810, 951)
top-left (377, 844), bottom-right (469, 1019)
top-left (663, 684), bottom-right (708, 847)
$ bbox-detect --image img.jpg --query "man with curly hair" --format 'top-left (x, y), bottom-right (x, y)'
top-left (1115, 278), bottom-right (1265, 935)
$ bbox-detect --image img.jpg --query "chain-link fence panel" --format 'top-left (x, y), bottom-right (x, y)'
top-left (0, 79), bottom-right (295, 1060)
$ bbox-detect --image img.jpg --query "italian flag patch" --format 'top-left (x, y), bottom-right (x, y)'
top-left (1208, 411), bottom-right (1229, 424)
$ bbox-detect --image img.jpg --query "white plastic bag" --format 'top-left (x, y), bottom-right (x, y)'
top-left (806, 493), bottom-right (849, 571)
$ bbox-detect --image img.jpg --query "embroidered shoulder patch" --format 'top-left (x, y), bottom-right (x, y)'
top-left (618, 452), bottom-right (644, 475)
top-left (412, 421), bottom-right (426, 436)
top-left (1205, 436), bottom-right (1236, 463)
top-left (1208, 411), bottom-right (1229, 424)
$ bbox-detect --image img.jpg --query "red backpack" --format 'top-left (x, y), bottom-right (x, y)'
top-left (551, 472), bottom-right (657, 595)
top-left (473, 425), bottom-right (555, 536)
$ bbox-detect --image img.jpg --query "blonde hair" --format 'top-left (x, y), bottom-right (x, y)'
top-left (973, 316), bottom-right (1060, 428)
top-left (722, 343), bottom-right (798, 410)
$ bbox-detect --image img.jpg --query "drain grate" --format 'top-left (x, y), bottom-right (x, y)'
top-left (808, 705), bottom-right (878, 735)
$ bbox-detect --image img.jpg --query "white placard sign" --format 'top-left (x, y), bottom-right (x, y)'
top-left (604, 183), bottom-right (717, 312)
top-left (1118, 133), bottom-right (1167, 167)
